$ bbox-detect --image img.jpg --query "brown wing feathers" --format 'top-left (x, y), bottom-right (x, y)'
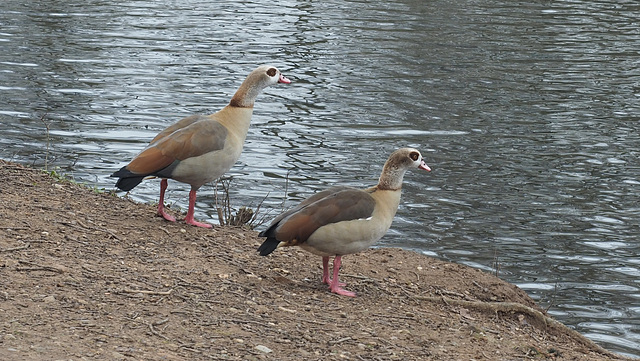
top-left (111, 116), bottom-right (228, 191)
top-left (258, 188), bottom-right (376, 256)
top-left (149, 114), bottom-right (204, 144)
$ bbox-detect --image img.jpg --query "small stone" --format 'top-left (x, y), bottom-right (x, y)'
top-left (255, 345), bottom-right (272, 353)
top-left (111, 351), bottom-right (126, 359)
top-left (42, 295), bottom-right (56, 303)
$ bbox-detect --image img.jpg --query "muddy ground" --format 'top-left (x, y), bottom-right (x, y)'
top-left (0, 160), bottom-right (631, 361)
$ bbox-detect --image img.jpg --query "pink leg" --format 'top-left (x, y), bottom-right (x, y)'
top-left (184, 189), bottom-right (212, 228)
top-left (321, 256), bottom-right (345, 286)
top-left (322, 257), bottom-right (330, 284)
top-left (157, 179), bottom-right (176, 222)
top-left (328, 256), bottom-right (356, 297)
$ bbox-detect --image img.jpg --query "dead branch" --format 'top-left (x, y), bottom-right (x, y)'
top-left (16, 260), bottom-right (65, 273)
top-left (418, 295), bottom-right (620, 359)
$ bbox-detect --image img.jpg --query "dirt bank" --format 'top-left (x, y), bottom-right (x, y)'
top-left (0, 160), bottom-right (630, 360)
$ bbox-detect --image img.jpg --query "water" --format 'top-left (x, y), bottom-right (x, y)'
top-left (1, 0), bottom-right (639, 357)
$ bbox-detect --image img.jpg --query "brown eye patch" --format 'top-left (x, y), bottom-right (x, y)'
top-left (409, 151), bottom-right (419, 161)
top-left (267, 68), bottom-right (277, 77)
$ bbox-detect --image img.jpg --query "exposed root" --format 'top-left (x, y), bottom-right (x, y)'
top-left (419, 295), bottom-right (622, 359)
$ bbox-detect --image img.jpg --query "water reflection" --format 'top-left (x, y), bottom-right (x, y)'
top-left (1, 0), bottom-right (639, 357)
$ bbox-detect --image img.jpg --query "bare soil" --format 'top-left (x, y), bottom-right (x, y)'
top-left (0, 160), bottom-right (631, 361)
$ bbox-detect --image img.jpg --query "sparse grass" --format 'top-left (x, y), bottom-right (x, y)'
top-left (35, 115), bottom-right (112, 196)
top-left (492, 247), bottom-right (501, 278)
top-left (545, 281), bottom-right (559, 313)
top-left (43, 167), bottom-right (110, 196)
top-left (213, 177), bottom-right (271, 229)
top-left (40, 113), bottom-right (51, 171)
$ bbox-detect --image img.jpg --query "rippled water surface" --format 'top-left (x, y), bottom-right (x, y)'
top-left (1, 0), bottom-right (639, 356)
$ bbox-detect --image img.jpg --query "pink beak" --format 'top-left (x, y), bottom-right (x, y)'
top-left (419, 160), bottom-right (431, 171)
top-left (279, 74), bottom-right (291, 84)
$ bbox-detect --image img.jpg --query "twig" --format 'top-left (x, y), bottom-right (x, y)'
top-left (341, 273), bottom-right (377, 282)
top-left (217, 318), bottom-right (267, 326)
top-left (214, 178), bottom-right (232, 226)
top-left (493, 247), bottom-right (500, 278)
top-left (281, 170), bottom-right (290, 212)
top-left (175, 277), bottom-right (206, 290)
top-left (0, 244), bottom-right (29, 252)
top-left (472, 280), bottom-right (487, 291)
top-left (328, 337), bottom-right (352, 345)
top-left (16, 260), bottom-right (64, 273)
top-left (57, 220), bottom-right (121, 241)
top-left (545, 281), bottom-right (559, 313)
top-left (122, 288), bottom-right (173, 295)
top-left (76, 219), bottom-right (121, 241)
top-left (153, 318), bottom-right (170, 326)
top-left (147, 319), bottom-right (170, 340)
top-left (435, 289), bottom-right (470, 300)
top-left (81, 264), bottom-right (97, 273)
top-left (373, 313), bottom-right (415, 320)
top-left (0, 226), bottom-right (30, 230)
top-left (248, 191), bottom-right (271, 228)
top-left (293, 317), bottom-right (328, 325)
top-left (179, 344), bottom-right (203, 353)
top-left (216, 207), bottom-right (225, 226)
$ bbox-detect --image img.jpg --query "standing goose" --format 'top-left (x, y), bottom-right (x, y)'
top-left (258, 148), bottom-right (431, 297)
top-left (112, 65), bottom-right (291, 228)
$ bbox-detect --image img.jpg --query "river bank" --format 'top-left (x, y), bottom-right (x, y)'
top-left (0, 160), bottom-right (629, 360)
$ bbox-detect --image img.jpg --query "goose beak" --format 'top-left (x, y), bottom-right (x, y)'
top-left (278, 73), bottom-right (291, 84)
top-left (419, 160), bottom-right (431, 171)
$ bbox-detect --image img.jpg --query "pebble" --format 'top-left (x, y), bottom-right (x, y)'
top-left (255, 345), bottom-right (272, 353)
top-left (111, 351), bottom-right (126, 359)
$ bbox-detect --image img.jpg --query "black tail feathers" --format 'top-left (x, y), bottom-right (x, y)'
top-left (111, 167), bottom-right (146, 191)
top-left (258, 237), bottom-right (280, 256)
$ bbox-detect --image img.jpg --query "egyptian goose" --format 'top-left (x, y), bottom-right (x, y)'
top-left (111, 65), bottom-right (291, 228)
top-left (258, 148), bottom-right (431, 297)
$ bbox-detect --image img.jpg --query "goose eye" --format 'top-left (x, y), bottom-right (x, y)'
top-left (267, 68), bottom-right (277, 77)
top-left (409, 151), bottom-right (419, 161)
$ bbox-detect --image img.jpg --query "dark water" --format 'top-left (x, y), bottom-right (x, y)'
top-left (1, 0), bottom-right (639, 357)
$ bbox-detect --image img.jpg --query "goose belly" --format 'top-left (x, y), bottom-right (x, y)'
top-left (171, 147), bottom-right (241, 188)
top-left (302, 218), bottom-right (392, 257)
